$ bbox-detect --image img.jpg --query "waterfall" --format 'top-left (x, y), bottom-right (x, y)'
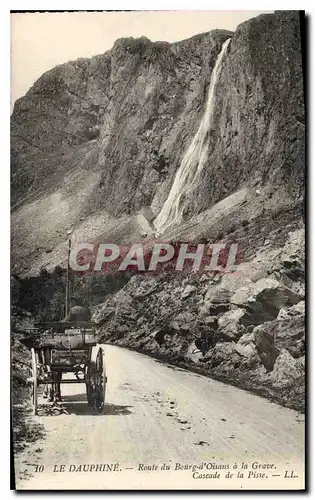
top-left (154, 38), bottom-right (231, 234)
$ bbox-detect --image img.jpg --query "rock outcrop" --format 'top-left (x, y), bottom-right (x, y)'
top-left (93, 228), bottom-right (305, 412)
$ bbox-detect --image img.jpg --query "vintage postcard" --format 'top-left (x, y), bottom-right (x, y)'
top-left (11, 10), bottom-right (305, 490)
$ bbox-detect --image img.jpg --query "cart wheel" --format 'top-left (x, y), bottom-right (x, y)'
top-left (31, 348), bottom-right (38, 416)
top-left (85, 365), bottom-right (93, 406)
top-left (94, 347), bottom-right (106, 413)
top-left (86, 346), bottom-right (106, 413)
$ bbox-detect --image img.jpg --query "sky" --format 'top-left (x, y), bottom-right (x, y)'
top-left (11, 10), bottom-right (271, 105)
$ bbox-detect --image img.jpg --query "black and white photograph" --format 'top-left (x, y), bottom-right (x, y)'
top-left (10, 9), bottom-right (305, 490)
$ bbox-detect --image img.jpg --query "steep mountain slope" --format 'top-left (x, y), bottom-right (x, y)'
top-left (11, 11), bottom-right (304, 276)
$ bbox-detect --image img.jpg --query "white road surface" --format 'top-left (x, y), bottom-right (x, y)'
top-left (15, 345), bottom-right (305, 490)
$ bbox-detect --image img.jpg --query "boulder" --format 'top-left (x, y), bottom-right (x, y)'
top-left (234, 342), bottom-right (257, 358)
top-left (236, 330), bottom-right (261, 367)
top-left (238, 330), bottom-right (255, 345)
top-left (274, 315), bottom-right (305, 358)
top-left (217, 308), bottom-right (246, 340)
top-left (203, 287), bottom-right (232, 315)
top-left (204, 340), bottom-right (260, 372)
top-left (254, 322), bottom-right (279, 371)
top-left (270, 271), bottom-right (305, 298)
top-left (270, 349), bottom-right (304, 388)
top-left (277, 300), bottom-right (305, 320)
top-left (204, 342), bottom-right (237, 367)
top-left (253, 310), bottom-right (304, 361)
top-left (231, 278), bottom-right (300, 326)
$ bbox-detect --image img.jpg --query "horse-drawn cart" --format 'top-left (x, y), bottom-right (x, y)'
top-left (28, 322), bottom-right (107, 415)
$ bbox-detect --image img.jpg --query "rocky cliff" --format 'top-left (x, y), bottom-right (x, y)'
top-left (11, 11), bottom-right (305, 410)
top-left (11, 11), bottom-right (304, 275)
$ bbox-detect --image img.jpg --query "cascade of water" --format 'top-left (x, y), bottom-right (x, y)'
top-left (154, 38), bottom-right (231, 234)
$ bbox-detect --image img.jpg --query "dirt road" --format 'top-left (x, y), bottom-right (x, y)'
top-left (14, 345), bottom-right (305, 490)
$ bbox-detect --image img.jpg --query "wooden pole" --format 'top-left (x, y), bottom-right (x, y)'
top-left (65, 238), bottom-right (71, 317)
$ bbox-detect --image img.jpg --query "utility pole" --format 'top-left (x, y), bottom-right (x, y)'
top-left (65, 238), bottom-right (71, 317)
